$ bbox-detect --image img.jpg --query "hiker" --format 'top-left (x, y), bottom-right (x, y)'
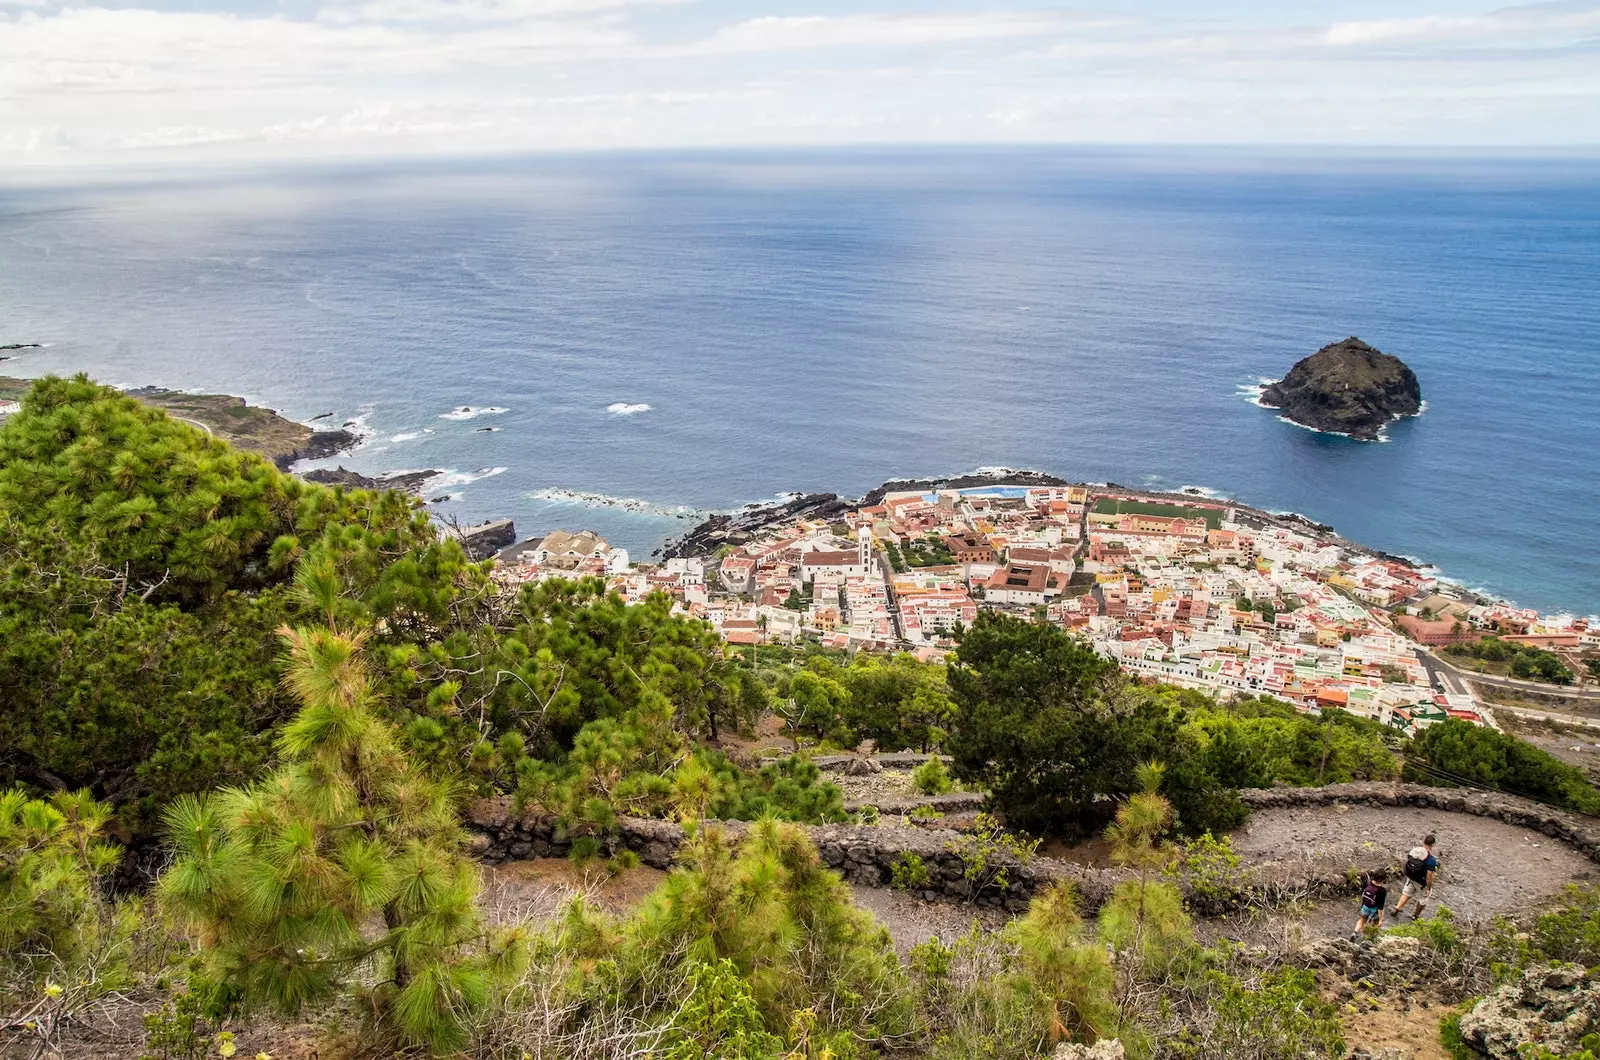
top-left (1352, 869), bottom-right (1388, 939)
top-left (1393, 834), bottom-right (1439, 921)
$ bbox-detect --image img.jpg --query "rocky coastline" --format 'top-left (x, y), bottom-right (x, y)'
top-left (661, 467), bottom-right (1414, 571)
top-left (302, 466), bottom-right (444, 494)
top-left (1259, 336), bottom-right (1423, 441)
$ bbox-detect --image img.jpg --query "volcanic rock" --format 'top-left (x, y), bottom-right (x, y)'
top-left (1457, 963), bottom-right (1600, 1058)
top-left (1260, 337), bottom-right (1422, 441)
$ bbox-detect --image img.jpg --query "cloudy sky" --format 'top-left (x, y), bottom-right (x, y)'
top-left (3, 0), bottom-right (1599, 167)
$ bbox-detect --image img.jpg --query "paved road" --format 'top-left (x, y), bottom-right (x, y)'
top-left (1422, 649), bottom-right (1600, 703)
top-left (1415, 648), bottom-right (1469, 695)
top-left (173, 415), bottom-right (214, 437)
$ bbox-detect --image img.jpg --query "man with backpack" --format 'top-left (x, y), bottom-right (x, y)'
top-left (1393, 834), bottom-right (1439, 921)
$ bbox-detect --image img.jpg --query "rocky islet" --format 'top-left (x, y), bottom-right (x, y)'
top-left (1260, 337), bottom-right (1423, 441)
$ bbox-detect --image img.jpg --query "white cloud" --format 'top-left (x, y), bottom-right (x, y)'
top-left (692, 11), bottom-right (1107, 53)
top-left (318, 0), bottom-right (680, 27)
top-left (0, 1), bottom-right (1597, 167)
top-left (1325, 4), bottom-right (1600, 46)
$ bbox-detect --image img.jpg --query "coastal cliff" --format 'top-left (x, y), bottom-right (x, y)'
top-left (1260, 337), bottom-right (1422, 441)
top-left (118, 386), bottom-right (360, 467)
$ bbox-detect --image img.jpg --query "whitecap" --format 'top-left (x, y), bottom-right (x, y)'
top-left (390, 428), bottom-right (436, 443)
top-left (528, 486), bottom-right (705, 520)
top-left (432, 466), bottom-right (508, 487)
top-left (336, 405), bottom-right (377, 451)
top-left (439, 406), bottom-right (509, 421)
top-left (607, 402), bottom-right (652, 416)
top-left (1238, 379), bottom-right (1279, 409)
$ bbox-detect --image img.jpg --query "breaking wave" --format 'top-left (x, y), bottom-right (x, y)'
top-left (606, 402), bottom-right (652, 416)
top-left (432, 466), bottom-right (508, 487)
top-left (528, 487), bottom-right (704, 520)
top-left (439, 406), bottom-right (508, 421)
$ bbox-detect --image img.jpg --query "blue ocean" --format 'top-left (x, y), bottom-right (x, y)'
top-left (2, 148), bottom-right (1596, 614)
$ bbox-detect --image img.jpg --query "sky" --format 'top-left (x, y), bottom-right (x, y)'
top-left (2, 0), bottom-right (1599, 167)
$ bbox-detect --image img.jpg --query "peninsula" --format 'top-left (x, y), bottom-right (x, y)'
top-left (1, 376), bottom-right (360, 469)
top-left (1260, 337), bottom-right (1422, 440)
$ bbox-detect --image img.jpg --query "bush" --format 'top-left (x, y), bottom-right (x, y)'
top-left (891, 853), bottom-right (932, 891)
top-left (662, 958), bottom-right (782, 1060)
top-left (1385, 905), bottom-right (1463, 958)
top-left (0, 788), bottom-right (125, 988)
top-left (158, 629), bottom-right (526, 1055)
top-left (533, 821), bottom-right (911, 1053)
top-left (1168, 966), bottom-right (1345, 1060)
top-left (912, 758), bottom-right (954, 796)
top-left (1407, 720), bottom-right (1600, 814)
top-left (945, 813), bottom-right (1039, 903)
top-left (1166, 832), bottom-right (1247, 910)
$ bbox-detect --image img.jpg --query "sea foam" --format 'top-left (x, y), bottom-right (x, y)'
top-left (528, 487), bottom-right (703, 520)
top-left (607, 402), bottom-right (652, 416)
top-left (439, 406), bottom-right (509, 421)
top-left (433, 466), bottom-right (508, 487)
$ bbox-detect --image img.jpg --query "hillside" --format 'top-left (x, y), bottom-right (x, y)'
top-left (2, 374), bottom-right (1596, 1060)
top-left (0, 375), bottom-right (353, 465)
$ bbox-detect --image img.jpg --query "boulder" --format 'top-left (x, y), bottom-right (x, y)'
top-left (1458, 964), bottom-right (1600, 1058)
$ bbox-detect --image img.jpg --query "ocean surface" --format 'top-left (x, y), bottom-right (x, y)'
top-left (2, 148), bottom-right (1596, 614)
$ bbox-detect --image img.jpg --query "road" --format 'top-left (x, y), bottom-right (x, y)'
top-left (1420, 649), bottom-right (1600, 703)
top-left (174, 416), bottom-right (214, 437)
top-left (1414, 648), bottom-right (1469, 696)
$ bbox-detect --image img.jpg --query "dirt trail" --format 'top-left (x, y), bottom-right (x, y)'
top-left (1231, 803), bottom-right (1596, 921)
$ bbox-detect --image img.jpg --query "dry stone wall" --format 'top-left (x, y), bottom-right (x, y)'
top-left (1238, 782), bottom-right (1600, 862)
top-left (469, 781), bottom-right (1600, 916)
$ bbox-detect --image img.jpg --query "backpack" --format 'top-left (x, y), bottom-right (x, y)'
top-left (1361, 880), bottom-right (1383, 908)
top-left (1404, 853), bottom-right (1431, 885)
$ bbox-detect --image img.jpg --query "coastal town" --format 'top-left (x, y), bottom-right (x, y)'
top-left (488, 478), bottom-right (1599, 738)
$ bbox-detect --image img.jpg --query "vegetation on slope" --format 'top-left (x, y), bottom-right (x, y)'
top-left (3, 374), bottom-right (1599, 1057)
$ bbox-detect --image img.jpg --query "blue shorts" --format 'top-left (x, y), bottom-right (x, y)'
top-left (1359, 904), bottom-right (1381, 918)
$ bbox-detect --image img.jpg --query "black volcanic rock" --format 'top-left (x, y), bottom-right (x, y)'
top-left (303, 467), bottom-right (381, 490)
top-left (1260, 337), bottom-right (1422, 441)
top-left (302, 466), bottom-right (442, 494)
top-left (271, 429), bottom-right (359, 469)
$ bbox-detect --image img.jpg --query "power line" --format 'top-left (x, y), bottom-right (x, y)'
top-left (1400, 755), bottom-right (1600, 821)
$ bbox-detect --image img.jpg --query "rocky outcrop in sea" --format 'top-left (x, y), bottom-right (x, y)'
top-left (1259, 337), bottom-right (1422, 441)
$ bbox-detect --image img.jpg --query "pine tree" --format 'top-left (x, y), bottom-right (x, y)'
top-left (1099, 762), bottom-right (1192, 975)
top-left (158, 626), bottom-right (525, 1054)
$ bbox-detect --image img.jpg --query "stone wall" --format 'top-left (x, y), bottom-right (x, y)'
top-left (1238, 782), bottom-right (1600, 863)
top-left (469, 796), bottom-right (1105, 911)
top-left (469, 781), bottom-right (1600, 917)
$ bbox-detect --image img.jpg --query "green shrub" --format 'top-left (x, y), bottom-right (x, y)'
top-left (1166, 831), bottom-right (1246, 909)
top-left (1385, 905), bottom-right (1463, 957)
top-left (663, 958), bottom-right (782, 1060)
top-left (891, 853), bottom-right (932, 891)
top-left (1438, 998), bottom-right (1481, 1060)
top-left (158, 629), bottom-right (526, 1056)
top-left (912, 758), bottom-right (954, 796)
top-left (1407, 721), bottom-right (1600, 815)
top-left (1169, 966), bottom-right (1345, 1059)
top-left (945, 813), bottom-right (1039, 903)
top-left (0, 788), bottom-right (125, 988)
